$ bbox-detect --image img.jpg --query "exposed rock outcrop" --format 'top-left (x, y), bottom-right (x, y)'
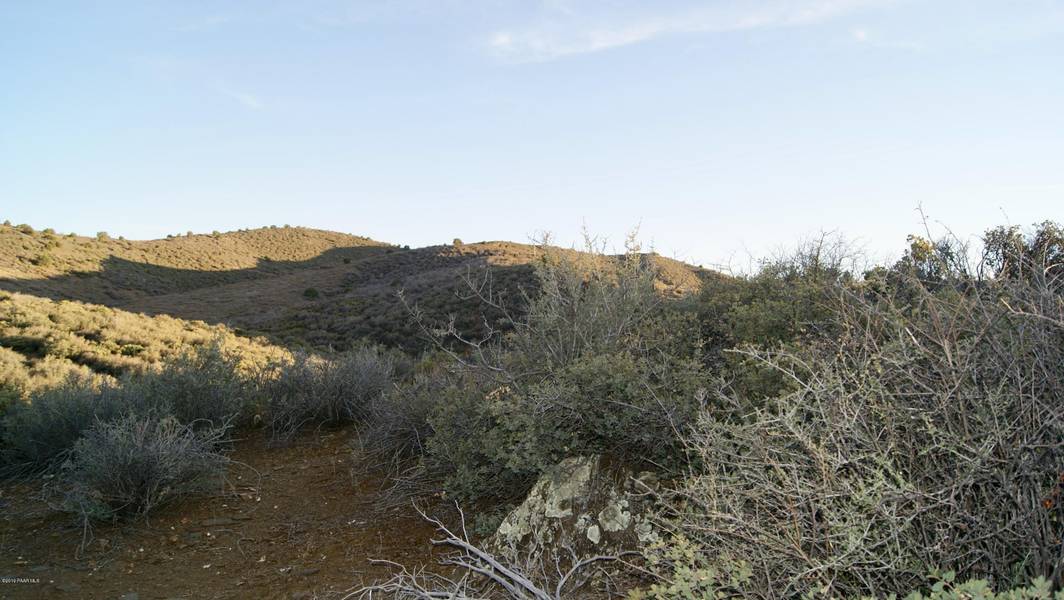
top-left (490, 455), bottom-right (658, 565)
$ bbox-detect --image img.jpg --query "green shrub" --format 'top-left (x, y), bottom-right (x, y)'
top-left (422, 376), bottom-right (526, 501)
top-left (695, 234), bottom-right (854, 399)
top-left (303, 287), bottom-right (320, 299)
top-left (56, 414), bottom-right (228, 522)
top-left (0, 340), bottom-right (256, 473)
top-left (119, 343), bottom-right (145, 357)
top-left (95, 231), bottom-right (109, 241)
top-left (0, 340), bottom-right (258, 477)
top-left (407, 237), bottom-right (709, 502)
top-left (900, 576), bottom-right (1063, 600)
top-left (15, 223), bottom-right (33, 234)
top-left (31, 252), bottom-right (53, 267)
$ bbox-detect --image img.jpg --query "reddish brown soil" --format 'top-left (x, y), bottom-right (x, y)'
top-left (0, 430), bottom-right (439, 599)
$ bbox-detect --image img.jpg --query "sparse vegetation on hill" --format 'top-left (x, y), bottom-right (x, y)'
top-left (0, 223), bottom-right (388, 304)
top-left (0, 291), bottom-right (282, 397)
top-left (269, 240), bottom-right (705, 352)
top-left (0, 223), bottom-right (708, 355)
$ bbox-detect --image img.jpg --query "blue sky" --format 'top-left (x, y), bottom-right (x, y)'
top-left (1, 1), bottom-right (1062, 267)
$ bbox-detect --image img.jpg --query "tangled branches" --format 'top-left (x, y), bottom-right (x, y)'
top-left (656, 245), bottom-right (1064, 597)
top-left (347, 505), bottom-right (635, 599)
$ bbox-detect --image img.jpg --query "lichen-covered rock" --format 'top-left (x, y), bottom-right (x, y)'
top-left (490, 455), bottom-right (657, 564)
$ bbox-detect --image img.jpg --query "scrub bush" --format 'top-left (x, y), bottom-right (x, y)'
top-left (0, 377), bottom-right (129, 475)
top-left (650, 226), bottom-right (1064, 596)
top-left (57, 414), bottom-right (228, 522)
top-left (406, 235), bottom-right (709, 502)
top-left (123, 340), bottom-right (253, 430)
top-left (262, 346), bottom-right (397, 443)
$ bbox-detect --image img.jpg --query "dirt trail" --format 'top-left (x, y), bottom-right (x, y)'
top-left (0, 430), bottom-right (438, 599)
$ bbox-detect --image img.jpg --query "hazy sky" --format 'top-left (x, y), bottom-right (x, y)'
top-left (2, 1), bottom-right (1062, 267)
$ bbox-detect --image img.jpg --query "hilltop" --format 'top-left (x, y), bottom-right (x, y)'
top-left (0, 223), bottom-right (389, 303)
top-left (0, 222), bottom-right (710, 352)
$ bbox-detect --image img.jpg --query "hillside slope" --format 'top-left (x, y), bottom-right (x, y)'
top-left (0, 291), bottom-right (284, 397)
top-left (0, 222), bottom-right (710, 352)
top-left (0, 223), bottom-right (389, 303)
top-left (123, 241), bottom-right (708, 350)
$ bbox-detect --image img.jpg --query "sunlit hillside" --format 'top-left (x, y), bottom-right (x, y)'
top-left (0, 290), bottom-right (284, 398)
top-left (0, 222), bottom-right (389, 303)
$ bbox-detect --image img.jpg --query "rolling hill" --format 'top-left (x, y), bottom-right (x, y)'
top-left (0, 223), bottom-right (389, 303)
top-left (0, 222), bottom-right (709, 354)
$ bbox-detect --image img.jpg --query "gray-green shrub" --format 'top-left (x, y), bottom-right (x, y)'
top-left (124, 340), bottom-right (254, 430)
top-left (56, 414), bottom-right (228, 522)
top-left (0, 376), bottom-right (129, 475)
top-left (262, 346), bottom-right (396, 443)
top-left (652, 229), bottom-right (1064, 596)
top-left (1, 341), bottom-right (253, 475)
top-left (358, 369), bottom-right (445, 469)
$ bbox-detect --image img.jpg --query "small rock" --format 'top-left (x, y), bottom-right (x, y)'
top-left (119, 593), bottom-right (140, 600)
top-left (297, 567), bottom-right (320, 577)
top-left (55, 582), bottom-right (82, 593)
top-left (586, 524), bottom-right (601, 544)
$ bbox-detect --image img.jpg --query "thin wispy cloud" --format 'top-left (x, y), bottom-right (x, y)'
top-left (488, 0), bottom-right (896, 62)
top-left (219, 86), bottom-right (264, 111)
top-left (850, 25), bottom-right (924, 49)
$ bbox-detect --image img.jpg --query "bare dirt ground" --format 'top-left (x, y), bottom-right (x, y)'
top-left (0, 430), bottom-right (438, 599)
